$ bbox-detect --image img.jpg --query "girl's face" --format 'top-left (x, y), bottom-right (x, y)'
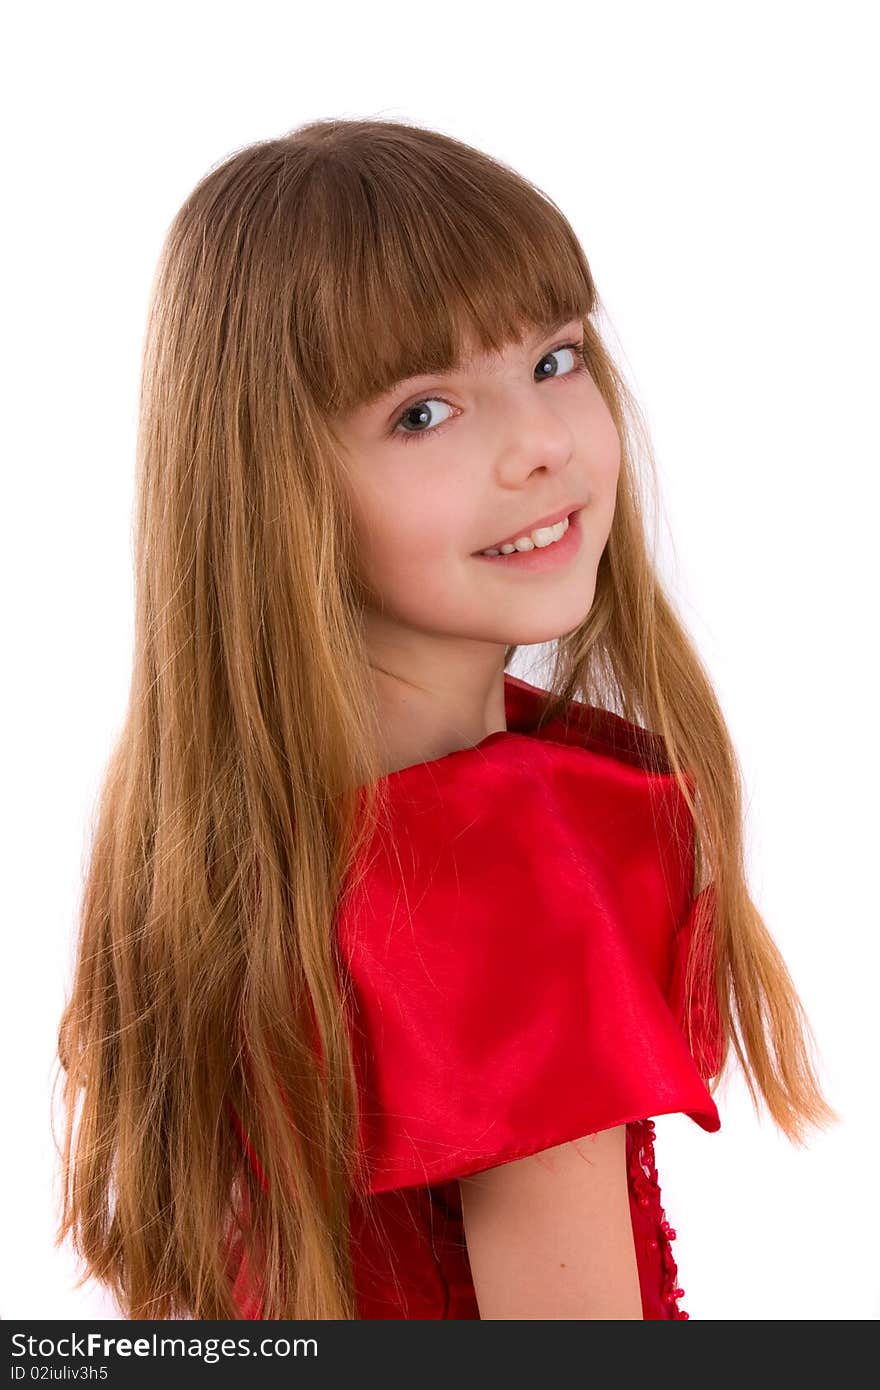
top-left (332, 318), bottom-right (620, 655)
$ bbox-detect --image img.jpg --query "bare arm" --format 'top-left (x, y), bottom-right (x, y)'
top-left (458, 1124), bottom-right (642, 1319)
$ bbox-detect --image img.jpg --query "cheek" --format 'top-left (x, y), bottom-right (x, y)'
top-left (599, 419), bottom-right (622, 495)
top-left (354, 477), bottom-right (471, 599)
top-left (581, 398), bottom-right (622, 521)
top-left (586, 388), bottom-right (622, 482)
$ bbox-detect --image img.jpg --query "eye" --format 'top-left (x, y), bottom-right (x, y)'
top-left (391, 340), bottom-right (588, 445)
top-left (393, 396), bottom-right (455, 444)
top-left (535, 342), bottom-right (587, 381)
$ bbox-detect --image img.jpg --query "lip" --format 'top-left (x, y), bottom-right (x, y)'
top-left (474, 501), bottom-right (586, 553)
top-left (472, 506), bottom-right (585, 573)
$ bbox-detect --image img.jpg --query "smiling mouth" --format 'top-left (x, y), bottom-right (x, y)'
top-left (473, 501), bottom-right (587, 555)
top-left (471, 507), bottom-right (585, 569)
top-left (478, 514), bottom-right (570, 556)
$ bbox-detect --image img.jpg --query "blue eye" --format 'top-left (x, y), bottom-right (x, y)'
top-left (391, 340), bottom-right (588, 445)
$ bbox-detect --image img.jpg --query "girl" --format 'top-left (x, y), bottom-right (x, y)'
top-left (54, 116), bottom-right (837, 1321)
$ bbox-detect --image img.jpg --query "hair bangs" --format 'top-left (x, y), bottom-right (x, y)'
top-left (278, 119), bottom-right (597, 418)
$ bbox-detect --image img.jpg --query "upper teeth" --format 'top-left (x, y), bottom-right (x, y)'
top-left (480, 515), bottom-right (570, 556)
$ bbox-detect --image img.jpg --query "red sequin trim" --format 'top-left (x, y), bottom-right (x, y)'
top-left (628, 1118), bottom-right (689, 1319)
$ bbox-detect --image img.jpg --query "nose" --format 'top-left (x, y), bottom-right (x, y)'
top-left (493, 400), bottom-right (574, 487)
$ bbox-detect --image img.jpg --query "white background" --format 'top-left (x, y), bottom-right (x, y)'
top-left (3, 0), bottom-right (877, 1321)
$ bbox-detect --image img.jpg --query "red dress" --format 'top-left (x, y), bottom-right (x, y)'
top-left (228, 673), bottom-right (723, 1319)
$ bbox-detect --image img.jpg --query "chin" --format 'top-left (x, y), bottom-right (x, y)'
top-left (484, 586), bottom-right (598, 648)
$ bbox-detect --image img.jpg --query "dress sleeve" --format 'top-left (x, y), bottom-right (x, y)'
top-left (337, 755), bottom-right (722, 1196)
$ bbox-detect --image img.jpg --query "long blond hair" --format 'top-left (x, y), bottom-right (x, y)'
top-left (53, 116), bottom-right (837, 1320)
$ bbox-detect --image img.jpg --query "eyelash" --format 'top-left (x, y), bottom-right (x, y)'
top-left (391, 340), bottom-right (589, 446)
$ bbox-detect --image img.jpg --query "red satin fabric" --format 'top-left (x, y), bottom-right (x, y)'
top-left (228, 673), bottom-right (722, 1319)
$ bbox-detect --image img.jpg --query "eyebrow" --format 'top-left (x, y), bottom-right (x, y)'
top-left (367, 317), bottom-right (583, 410)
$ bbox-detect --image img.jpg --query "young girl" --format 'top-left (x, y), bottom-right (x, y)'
top-left (54, 116), bottom-right (837, 1321)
